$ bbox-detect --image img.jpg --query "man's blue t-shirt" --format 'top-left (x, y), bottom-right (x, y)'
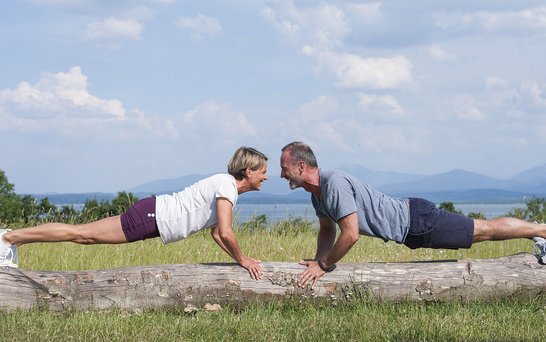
top-left (311, 170), bottom-right (410, 243)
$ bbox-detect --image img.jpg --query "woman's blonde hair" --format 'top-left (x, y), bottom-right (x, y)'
top-left (228, 146), bottom-right (268, 180)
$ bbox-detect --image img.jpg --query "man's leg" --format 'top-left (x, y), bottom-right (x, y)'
top-left (473, 217), bottom-right (546, 243)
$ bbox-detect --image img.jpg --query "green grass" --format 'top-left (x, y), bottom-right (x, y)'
top-left (1, 297), bottom-right (545, 341)
top-left (2, 220), bottom-right (545, 341)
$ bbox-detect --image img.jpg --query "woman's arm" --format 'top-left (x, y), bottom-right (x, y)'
top-left (210, 226), bottom-right (234, 259)
top-left (213, 197), bottom-right (262, 280)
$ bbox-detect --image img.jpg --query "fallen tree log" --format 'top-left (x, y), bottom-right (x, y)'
top-left (1, 253), bottom-right (545, 312)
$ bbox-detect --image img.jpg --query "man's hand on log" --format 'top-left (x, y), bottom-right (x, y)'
top-left (239, 256), bottom-right (263, 280)
top-left (297, 260), bottom-right (325, 289)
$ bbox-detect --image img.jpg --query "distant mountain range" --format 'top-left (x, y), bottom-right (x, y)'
top-left (341, 164), bottom-right (546, 203)
top-left (31, 163), bottom-right (546, 205)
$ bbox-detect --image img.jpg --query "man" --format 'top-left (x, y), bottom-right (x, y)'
top-left (280, 141), bottom-right (546, 288)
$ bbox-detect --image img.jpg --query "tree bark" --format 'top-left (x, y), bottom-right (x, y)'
top-left (1, 253), bottom-right (544, 312)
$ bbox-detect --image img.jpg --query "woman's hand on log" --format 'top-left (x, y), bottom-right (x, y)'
top-left (297, 260), bottom-right (325, 289)
top-left (239, 256), bottom-right (263, 280)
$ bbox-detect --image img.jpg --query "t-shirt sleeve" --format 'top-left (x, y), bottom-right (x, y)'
top-left (214, 177), bottom-right (238, 205)
top-left (327, 178), bottom-right (358, 222)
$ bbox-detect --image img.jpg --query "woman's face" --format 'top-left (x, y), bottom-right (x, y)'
top-left (247, 162), bottom-right (268, 191)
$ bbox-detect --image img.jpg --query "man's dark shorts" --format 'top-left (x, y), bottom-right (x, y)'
top-left (120, 197), bottom-right (160, 242)
top-left (403, 198), bottom-right (474, 250)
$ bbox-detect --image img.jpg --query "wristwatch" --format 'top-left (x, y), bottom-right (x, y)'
top-left (318, 259), bottom-right (337, 272)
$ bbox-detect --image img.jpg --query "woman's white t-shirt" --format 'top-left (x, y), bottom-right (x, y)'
top-left (155, 174), bottom-right (238, 244)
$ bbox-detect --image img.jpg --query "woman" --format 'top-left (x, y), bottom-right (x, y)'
top-left (0, 146), bottom-right (268, 280)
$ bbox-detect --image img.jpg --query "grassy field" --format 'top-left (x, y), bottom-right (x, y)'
top-left (2, 220), bottom-right (545, 341)
top-left (2, 297), bottom-right (544, 341)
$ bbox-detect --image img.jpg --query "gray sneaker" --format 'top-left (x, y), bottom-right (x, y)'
top-left (0, 229), bottom-right (18, 268)
top-left (532, 237), bottom-right (546, 265)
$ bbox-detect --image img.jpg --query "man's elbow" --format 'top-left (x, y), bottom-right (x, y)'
top-left (346, 232), bottom-right (359, 246)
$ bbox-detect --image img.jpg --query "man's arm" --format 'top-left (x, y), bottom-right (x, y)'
top-left (314, 216), bottom-right (337, 260)
top-left (319, 212), bottom-right (359, 268)
top-left (212, 197), bottom-right (262, 280)
top-left (298, 212), bottom-right (359, 288)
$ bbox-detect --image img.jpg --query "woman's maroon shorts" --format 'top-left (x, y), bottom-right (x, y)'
top-left (120, 197), bottom-right (160, 242)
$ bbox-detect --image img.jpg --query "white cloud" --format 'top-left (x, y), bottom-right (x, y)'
top-left (125, 6), bottom-right (154, 21)
top-left (427, 44), bottom-right (455, 61)
top-left (263, 2), bottom-right (412, 90)
top-left (0, 66), bottom-right (126, 119)
top-left (278, 95), bottom-right (417, 154)
top-left (86, 17), bottom-right (143, 40)
top-left (485, 76), bottom-right (508, 88)
top-left (481, 77), bottom-right (546, 121)
top-left (0, 67), bottom-right (179, 141)
top-left (457, 106), bottom-right (485, 121)
top-left (182, 101), bottom-right (257, 145)
top-left (436, 6), bottom-right (546, 34)
top-left (520, 81), bottom-right (546, 108)
top-left (308, 4), bottom-right (350, 50)
top-left (261, 1), bottom-right (350, 50)
top-left (454, 95), bottom-right (486, 121)
top-left (346, 121), bottom-right (423, 154)
top-left (357, 93), bottom-right (406, 119)
top-left (276, 96), bottom-right (347, 150)
top-left (346, 2), bottom-right (382, 22)
top-left (119, 109), bottom-right (179, 141)
top-left (303, 46), bottom-right (412, 89)
top-left (272, 84), bottom-right (426, 156)
top-left (465, 6), bottom-right (546, 31)
top-left (260, 5), bottom-right (301, 39)
top-left (175, 14), bottom-right (223, 38)
top-left (298, 95), bottom-right (338, 119)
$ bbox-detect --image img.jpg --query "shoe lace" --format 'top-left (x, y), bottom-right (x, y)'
top-left (533, 240), bottom-right (546, 256)
top-left (0, 246), bottom-right (14, 262)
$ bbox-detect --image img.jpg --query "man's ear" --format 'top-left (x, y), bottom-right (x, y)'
top-left (298, 161), bottom-right (305, 172)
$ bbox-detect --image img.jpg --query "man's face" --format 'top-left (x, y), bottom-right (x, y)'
top-left (280, 150), bottom-right (303, 190)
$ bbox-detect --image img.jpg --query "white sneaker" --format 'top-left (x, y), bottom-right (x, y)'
top-left (532, 236), bottom-right (546, 265)
top-left (0, 229), bottom-right (18, 268)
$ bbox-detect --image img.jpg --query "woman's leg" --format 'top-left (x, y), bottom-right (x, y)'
top-left (3, 215), bottom-right (128, 246)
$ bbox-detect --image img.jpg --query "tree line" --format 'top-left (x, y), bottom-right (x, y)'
top-left (0, 170), bottom-right (138, 225)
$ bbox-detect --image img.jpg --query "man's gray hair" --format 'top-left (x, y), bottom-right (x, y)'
top-left (281, 141), bottom-right (318, 168)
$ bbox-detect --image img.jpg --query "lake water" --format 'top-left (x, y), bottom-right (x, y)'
top-left (58, 202), bottom-right (528, 223)
top-left (234, 203), bottom-right (528, 223)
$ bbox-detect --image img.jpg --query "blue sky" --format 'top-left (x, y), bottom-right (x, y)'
top-left (1, 0), bottom-right (546, 193)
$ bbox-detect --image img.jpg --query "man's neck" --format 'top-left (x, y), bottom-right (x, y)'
top-left (302, 168), bottom-right (321, 197)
